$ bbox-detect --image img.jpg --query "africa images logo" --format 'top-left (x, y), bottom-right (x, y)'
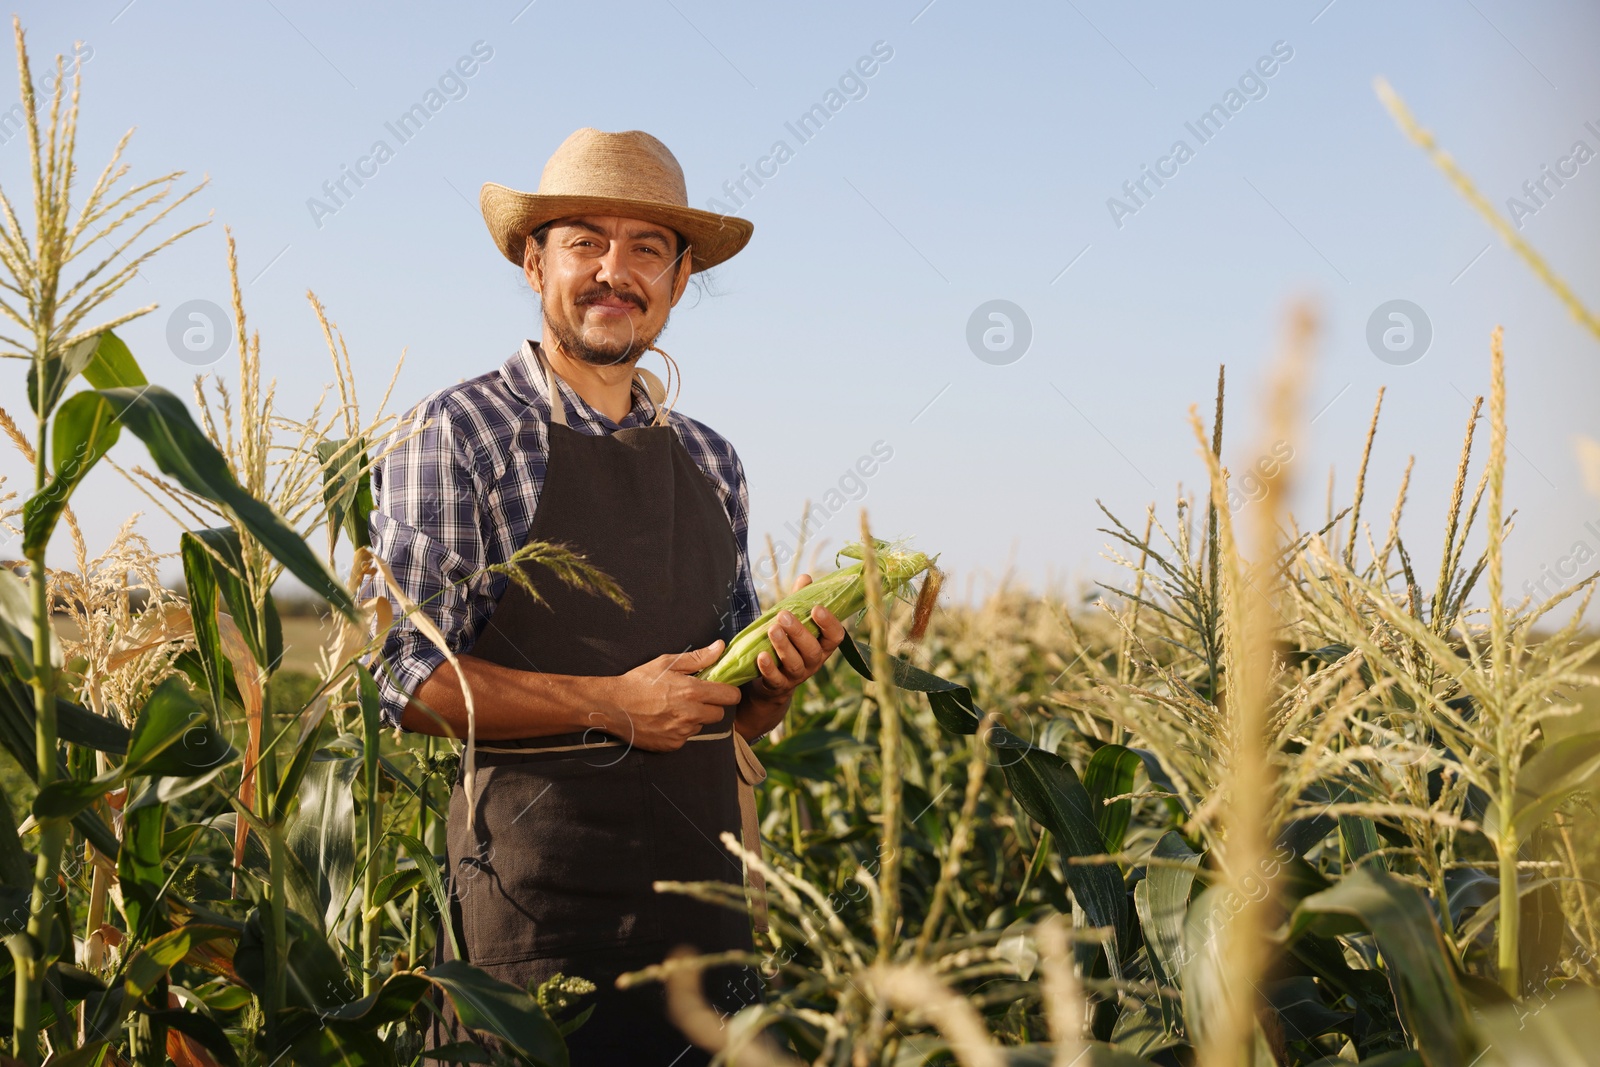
top-left (306, 41), bottom-right (495, 228)
top-left (704, 41), bottom-right (894, 215)
top-left (1106, 40), bottom-right (1295, 229)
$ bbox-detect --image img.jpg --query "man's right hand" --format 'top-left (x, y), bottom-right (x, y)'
top-left (603, 640), bottom-right (742, 752)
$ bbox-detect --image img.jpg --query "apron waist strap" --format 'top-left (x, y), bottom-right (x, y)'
top-left (471, 727), bottom-right (733, 757)
top-left (733, 732), bottom-right (770, 933)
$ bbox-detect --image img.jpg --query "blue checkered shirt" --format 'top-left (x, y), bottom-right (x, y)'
top-left (359, 340), bottom-right (762, 728)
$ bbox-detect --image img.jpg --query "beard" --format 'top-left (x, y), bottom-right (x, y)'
top-left (544, 286), bottom-right (666, 368)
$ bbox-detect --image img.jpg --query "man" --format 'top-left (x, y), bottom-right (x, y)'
top-left (361, 128), bottom-right (845, 1062)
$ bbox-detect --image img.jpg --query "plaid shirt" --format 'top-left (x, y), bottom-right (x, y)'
top-left (359, 339), bottom-right (762, 728)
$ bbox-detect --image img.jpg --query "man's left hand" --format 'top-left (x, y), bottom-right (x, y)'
top-left (736, 574), bottom-right (845, 739)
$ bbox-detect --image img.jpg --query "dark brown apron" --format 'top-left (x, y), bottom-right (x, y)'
top-left (428, 346), bottom-right (759, 1064)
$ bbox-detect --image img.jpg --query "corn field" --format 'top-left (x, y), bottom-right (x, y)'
top-left (4, 18), bottom-right (1600, 1067)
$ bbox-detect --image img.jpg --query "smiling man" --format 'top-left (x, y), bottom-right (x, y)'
top-left (361, 128), bottom-right (844, 1063)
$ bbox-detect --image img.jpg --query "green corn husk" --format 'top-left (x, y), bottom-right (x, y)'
top-left (700, 540), bottom-right (932, 686)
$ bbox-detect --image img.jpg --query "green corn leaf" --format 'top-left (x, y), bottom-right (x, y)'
top-left (1083, 743), bottom-right (1141, 853)
top-left (989, 728), bottom-right (1130, 975)
top-left (0, 591), bottom-right (128, 751)
top-left (316, 436), bottom-right (374, 552)
top-left (1263, 976), bottom-right (1354, 1042)
top-left (758, 727), bottom-right (869, 783)
top-left (181, 531), bottom-right (227, 721)
top-left (378, 752), bottom-right (448, 823)
top-left (392, 831), bottom-right (458, 960)
top-left (1339, 814), bottom-right (1388, 873)
top-left (278, 908), bottom-right (362, 1012)
top-left (1107, 1000), bottom-right (1179, 1058)
top-left (75, 809), bottom-right (122, 864)
top-left (22, 390), bottom-right (122, 555)
top-left (93, 384), bottom-right (356, 620)
top-left (837, 632), bottom-right (982, 737)
top-left (271, 692), bottom-right (333, 822)
top-left (124, 676), bottom-right (237, 779)
top-left (234, 906), bottom-right (359, 1013)
top-left (1179, 886), bottom-right (1278, 1067)
top-left (188, 525), bottom-right (283, 673)
top-left (49, 962), bottom-right (107, 999)
top-left (364, 867), bottom-right (427, 921)
top-left (170, 647), bottom-right (244, 711)
top-left (0, 657), bottom-right (47, 765)
top-left (33, 771), bottom-right (122, 821)
top-left (117, 803), bottom-right (167, 943)
top-left (27, 333), bottom-right (102, 418)
top-left (423, 959), bottom-right (569, 1067)
top-left (80, 330), bottom-right (147, 389)
top-left (51, 389), bottom-right (124, 476)
top-left (228, 809), bottom-right (326, 928)
top-left (285, 745), bottom-right (362, 933)
top-left (124, 927), bottom-right (235, 1004)
top-left (0, 684), bottom-right (129, 760)
top-left (1519, 729), bottom-right (1600, 792)
top-left (1134, 831), bottom-right (1203, 992)
top-left (0, 567), bottom-right (34, 675)
top-left (86, 923), bottom-right (235, 1039)
top-left (0, 662), bottom-right (118, 855)
top-left (319, 971), bottom-right (431, 1027)
top-left (272, 694), bottom-right (334, 825)
top-left (1506, 730), bottom-right (1600, 843)
top-left (284, 1022), bottom-right (395, 1067)
top-left (1289, 865), bottom-right (1474, 1067)
top-left (1337, 780), bottom-right (1388, 870)
top-left (0, 658), bottom-right (119, 852)
top-left (57, 698), bottom-right (129, 755)
top-left (199, 984), bottom-right (253, 1013)
top-left (840, 632), bottom-right (1129, 976)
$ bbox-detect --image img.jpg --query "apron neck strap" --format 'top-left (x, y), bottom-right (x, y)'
top-left (533, 343), bottom-right (669, 429)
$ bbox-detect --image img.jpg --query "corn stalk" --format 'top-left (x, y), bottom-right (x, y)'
top-left (362, 678), bottom-right (382, 994)
top-left (0, 20), bottom-right (203, 1061)
top-left (17, 318), bottom-right (59, 1067)
top-left (1483, 327), bottom-right (1518, 994)
top-left (858, 514), bottom-right (903, 1063)
top-left (1190, 305), bottom-right (1312, 1066)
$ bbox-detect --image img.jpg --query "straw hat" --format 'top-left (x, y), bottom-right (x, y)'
top-left (479, 128), bottom-right (753, 273)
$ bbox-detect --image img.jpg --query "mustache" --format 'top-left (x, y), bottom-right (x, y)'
top-left (576, 286), bottom-right (646, 312)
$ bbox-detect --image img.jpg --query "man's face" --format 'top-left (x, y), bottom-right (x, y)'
top-left (524, 215), bottom-right (692, 367)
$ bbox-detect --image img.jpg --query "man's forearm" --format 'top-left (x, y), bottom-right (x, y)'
top-left (400, 654), bottom-right (621, 740)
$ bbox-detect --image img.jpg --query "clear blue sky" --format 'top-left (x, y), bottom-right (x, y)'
top-left (5, 0), bottom-right (1599, 609)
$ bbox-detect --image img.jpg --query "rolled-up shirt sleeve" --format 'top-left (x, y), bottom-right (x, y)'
top-left (359, 400), bottom-right (492, 728)
top-left (725, 448), bottom-right (763, 636)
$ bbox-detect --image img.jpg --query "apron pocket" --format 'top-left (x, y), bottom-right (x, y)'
top-left (450, 755), bottom-right (659, 966)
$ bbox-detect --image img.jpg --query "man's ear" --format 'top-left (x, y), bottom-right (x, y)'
top-left (668, 245), bottom-right (693, 308)
top-left (523, 235), bottom-right (543, 294)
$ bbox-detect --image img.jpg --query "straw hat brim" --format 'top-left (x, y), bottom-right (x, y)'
top-left (480, 183), bottom-right (753, 273)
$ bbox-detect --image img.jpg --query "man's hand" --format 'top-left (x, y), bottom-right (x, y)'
top-left (605, 641), bottom-right (743, 752)
top-left (737, 574), bottom-right (847, 740)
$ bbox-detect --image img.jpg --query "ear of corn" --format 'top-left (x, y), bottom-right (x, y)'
top-left (699, 540), bottom-right (932, 686)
